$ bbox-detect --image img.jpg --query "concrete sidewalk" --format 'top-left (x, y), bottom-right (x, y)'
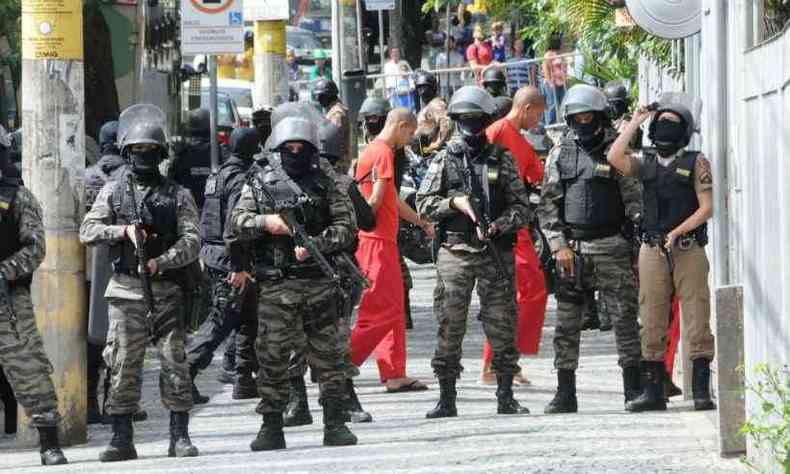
top-left (0, 263), bottom-right (745, 473)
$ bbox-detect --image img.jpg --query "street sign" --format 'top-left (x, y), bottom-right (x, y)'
top-left (181, 0), bottom-right (245, 55)
top-left (244, 0), bottom-right (289, 21)
top-left (365, 0), bottom-right (395, 11)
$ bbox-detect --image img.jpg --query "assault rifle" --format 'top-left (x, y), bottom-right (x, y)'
top-left (464, 155), bottom-right (510, 283)
top-left (125, 174), bottom-right (157, 320)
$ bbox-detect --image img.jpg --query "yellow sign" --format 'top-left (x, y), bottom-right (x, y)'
top-left (22, 0), bottom-right (84, 60)
top-left (254, 20), bottom-right (286, 55)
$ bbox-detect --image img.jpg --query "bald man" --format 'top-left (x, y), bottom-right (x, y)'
top-left (478, 86), bottom-right (549, 384)
top-left (351, 109), bottom-right (432, 392)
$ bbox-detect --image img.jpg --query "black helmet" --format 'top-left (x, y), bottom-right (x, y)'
top-left (448, 86), bottom-right (496, 118)
top-left (492, 96), bottom-right (513, 121)
top-left (187, 108), bottom-right (211, 137)
top-left (648, 102), bottom-right (696, 148)
top-left (268, 116), bottom-right (320, 152)
top-left (482, 67), bottom-right (507, 97)
top-left (120, 121), bottom-right (168, 153)
top-left (603, 81), bottom-right (631, 120)
top-left (318, 119), bottom-right (343, 164)
top-left (313, 78), bottom-right (339, 108)
top-left (358, 97), bottom-right (391, 119)
top-left (414, 69), bottom-right (438, 90)
top-left (99, 121), bottom-right (120, 153)
top-left (229, 127), bottom-right (261, 159)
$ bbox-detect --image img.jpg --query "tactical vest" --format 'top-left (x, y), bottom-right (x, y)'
top-left (250, 161), bottom-right (333, 270)
top-left (173, 141), bottom-right (212, 211)
top-left (0, 179), bottom-right (31, 287)
top-left (558, 137), bottom-right (625, 239)
top-left (109, 172), bottom-right (180, 277)
top-left (201, 157), bottom-right (250, 245)
top-left (640, 150), bottom-right (707, 243)
top-left (85, 154), bottom-right (125, 211)
top-left (442, 143), bottom-right (508, 243)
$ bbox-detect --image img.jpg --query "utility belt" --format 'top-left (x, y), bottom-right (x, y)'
top-left (565, 223), bottom-right (623, 241)
top-left (254, 264), bottom-right (328, 282)
top-left (642, 229), bottom-right (706, 250)
top-left (443, 230), bottom-right (516, 250)
top-left (6, 276), bottom-right (32, 290)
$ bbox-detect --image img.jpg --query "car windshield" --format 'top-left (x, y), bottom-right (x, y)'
top-left (288, 30), bottom-right (322, 50)
top-left (199, 94), bottom-right (235, 126)
top-left (220, 87), bottom-right (253, 108)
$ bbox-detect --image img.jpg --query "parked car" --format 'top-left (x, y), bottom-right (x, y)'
top-left (287, 25), bottom-right (330, 66)
top-left (200, 78), bottom-right (254, 124)
top-left (180, 91), bottom-right (242, 146)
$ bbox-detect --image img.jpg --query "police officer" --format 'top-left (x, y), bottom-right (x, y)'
top-left (84, 120), bottom-right (149, 425)
top-left (172, 108), bottom-right (213, 211)
top-left (282, 119), bottom-right (374, 427)
top-left (537, 84), bottom-right (643, 414)
top-left (80, 106), bottom-right (201, 461)
top-left (414, 70), bottom-right (452, 158)
top-left (230, 116), bottom-right (358, 450)
top-left (314, 78), bottom-right (353, 174)
top-left (416, 86), bottom-right (531, 418)
top-left (482, 66), bottom-right (508, 98)
top-left (607, 98), bottom-right (715, 412)
top-left (358, 96), bottom-right (391, 144)
top-left (187, 127), bottom-right (261, 404)
top-left (0, 125), bottom-right (68, 466)
top-left (604, 80), bottom-right (642, 151)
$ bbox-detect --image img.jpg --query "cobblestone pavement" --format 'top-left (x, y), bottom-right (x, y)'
top-left (0, 263), bottom-right (745, 473)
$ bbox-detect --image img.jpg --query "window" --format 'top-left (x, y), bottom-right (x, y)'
top-left (753, 0), bottom-right (790, 45)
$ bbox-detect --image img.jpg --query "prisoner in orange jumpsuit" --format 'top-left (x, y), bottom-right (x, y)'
top-left (480, 86), bottom-right (548, 384)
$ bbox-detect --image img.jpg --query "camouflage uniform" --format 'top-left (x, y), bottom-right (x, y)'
top-left (538, 133), bottom-right (642, 372)
top-left (230, 155), bottom-right (357, 415)
top-left (0, 184), bottom-right (60, 425)
top-left (79, 170), bottom-right (201, 415)
top-left (416, 138), bottom-right (531, 379)
top-left (326, 101), bottom-right (353, 174)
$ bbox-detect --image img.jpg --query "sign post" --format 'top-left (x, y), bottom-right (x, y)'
top-left (181, 0), bottom-right (245, 170)
top-left (244, 0), bottom-right (290, 109)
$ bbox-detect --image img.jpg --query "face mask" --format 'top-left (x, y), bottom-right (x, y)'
top-left (456, 116), bottom-right (488, 138)
top-left (570, 115), bottom-right (603, 149)
top-left (317, 94), bottom-right (334, 109)
top-left (417, 86), bottom-right (435, 105)
top-left (280, 148), bottom-right (314, 177)
top-left (364, 117), bottom-right (385, 138)
top-left (130, 150), bottom-right (161, 179)
top-left (652, 120), bottom-right (685, 157)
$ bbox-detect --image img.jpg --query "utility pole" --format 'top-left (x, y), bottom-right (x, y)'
top-left (253, 20), bottom-right (288, 108)
top-left (18, 0), bottom-right (87, 447)
top-left (208, 56), bottom-right (219, 172)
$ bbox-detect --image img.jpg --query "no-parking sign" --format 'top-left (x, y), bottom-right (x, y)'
top-left (181, 0), bottom-right (245, 55)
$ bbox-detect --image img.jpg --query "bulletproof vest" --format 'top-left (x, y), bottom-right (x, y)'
top-left (557, 137), bottom-right (625, 238)
top-left (200, 156), bottom-right (251, 246)
top-left (250, 161), bottom-right (333, 269)
top-left (173, 140), bottom-right (212, 211)
top-left (640, 150), bottom-right (707, 242)
top-left (442, 142), bottom-right (508, 239)
top-left (0, 180), bottom-right (29, 286)
top-left (109, 172), bottom-right (180, 276)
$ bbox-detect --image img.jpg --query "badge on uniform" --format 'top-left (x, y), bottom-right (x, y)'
top-left (205, 176), bottom-right (217, 195)
top-left (676, 168), bottom-right (691, 178)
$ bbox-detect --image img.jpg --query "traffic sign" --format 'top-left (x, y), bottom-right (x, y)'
top-left (244, 0), bottom-right (289, 21)
top-left (181, 0), bottom-right (245, 55)
top-left (365, 0), bottom-right (395, 11)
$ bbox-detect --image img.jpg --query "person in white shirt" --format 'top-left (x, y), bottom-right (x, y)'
top-left (383, 47), bottom-right (411, 92)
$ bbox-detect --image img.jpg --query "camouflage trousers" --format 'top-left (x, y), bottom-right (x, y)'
top-left (432, 246), bottom-right (520, 378)
top-left (255, 277), bottom-right (346, 414)
top-left (104, 281), bottom-right (193, 415)
top-left (554, 251), bottom-right (641, 370)
top-left (0, 286), bottom-right (59, 425)
top-left (187, 267), bottom-right (258, 375)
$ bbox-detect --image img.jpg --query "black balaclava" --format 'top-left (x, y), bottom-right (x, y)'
top-left (230, 128), bottom-right (261, 161)
top-left (128, 148), bottom-right (162, 182)
top-left (652, 119), bottom-right (686, 157)
top-left (456, 115), bottom-right (489, 151)
top-left (417, 84), bottom-right (437, 107)
top-left (570, 113), bottom-right (605, 151)
top-left (364, 115), bottom-right (386, 139)
top-left (279, 142), bottom-right (316, 177)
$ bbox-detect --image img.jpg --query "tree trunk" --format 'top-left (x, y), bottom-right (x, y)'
top-left (83, 3), bottom-right (120, 140)
top-left (388, 0), bottom-right (426, 69)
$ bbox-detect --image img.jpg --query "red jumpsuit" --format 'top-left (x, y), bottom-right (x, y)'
top-left (482, 119), bottom-right (549, 363)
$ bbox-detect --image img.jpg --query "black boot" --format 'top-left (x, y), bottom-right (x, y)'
top-left (100, 415), bottom-right (138, 462)
top-left (323, 400), bottom-right (358, 447)
top-left (664, 378), bottom-right (683, 399)
top-left (38, 426), bottom-right (68, 466)
top-left (692, 358), bottom-right (716, 411)
top-left (544, 369), bottom-right (578, 414)
top-left (168, 412), bottom-right (199, 457)
top-left (250, 413), bottom-right (286, 451)
top-left (0, 368), bottom-right (17, 434)
top-left (496, 374), bottom-right (530, 415)
top-left (191, 382), bottom-right (209, 405)
top-left (622, 365), bottom-right (642, 405)
top-left (233, 370), bottom-right (258, 400)
top-left (426, 377), bottom-right (457, 419)
top-left (346, 379), bottom-right (372, 423)
top-left (283, 376), bottom-right (313, 427)
top-left (218, 341), bottom-right (237, 384)
top-left (625, 361), bottom-right (667, 412)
